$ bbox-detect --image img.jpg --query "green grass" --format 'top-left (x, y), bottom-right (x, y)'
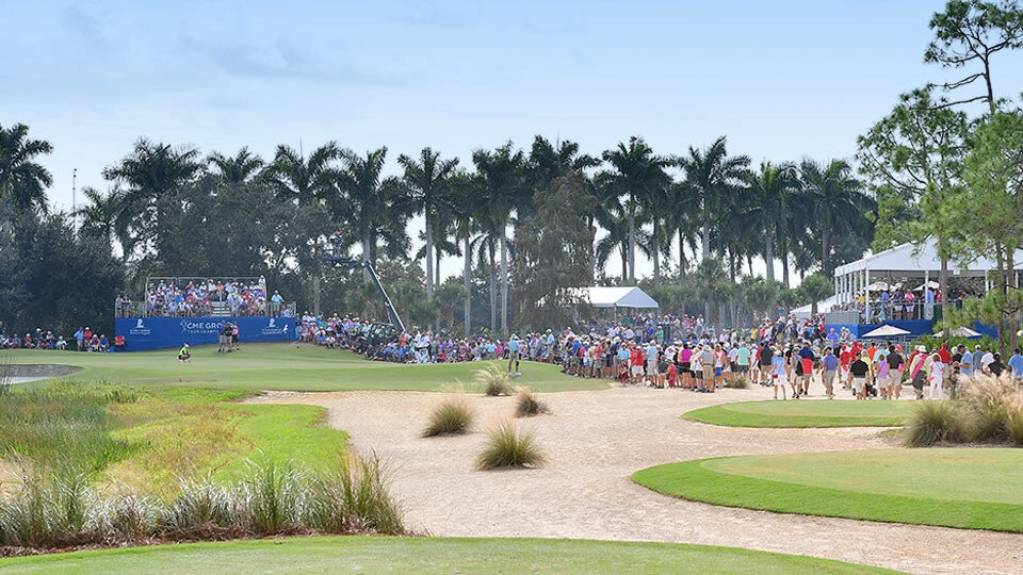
top-left (0, 535), bottom-right (904, 574)
top-left (633, 448), bottom-right (1023, 532)
top-left (684, 400), bottom-right (917, 428)
top-left (8, 345), bottom-right (604, 393)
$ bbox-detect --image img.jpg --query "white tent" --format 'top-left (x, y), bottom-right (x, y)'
top-left (791, 294), bottom-right (837, 317)
top-left (559, 286), bottom-right (659, 309)
top-left (862, 324), bottom-right (911, 338)
top-left (934, 326), bottom-right (981, 338)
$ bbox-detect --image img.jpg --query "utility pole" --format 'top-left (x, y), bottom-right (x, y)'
top-left (71, 168), bottom-right (78, 232)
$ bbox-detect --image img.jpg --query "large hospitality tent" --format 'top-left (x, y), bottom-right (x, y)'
top-left (833, 238), bottom-right (1023, 307)
top-left (563, 286), bottom-right (659, 309)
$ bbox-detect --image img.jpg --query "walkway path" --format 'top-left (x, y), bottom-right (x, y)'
top-left (253, 383), bottom-right (1023, 575)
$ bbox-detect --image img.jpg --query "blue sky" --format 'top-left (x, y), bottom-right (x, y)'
top-left (5, 0), bottom-right (1021, 277)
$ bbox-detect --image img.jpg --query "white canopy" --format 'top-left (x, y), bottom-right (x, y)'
top-left (791, 294), bottom-right (837, 316)
top-left (563, 286), bottom-right (659, 309)
top-left (835, 238), bottom-right (1023, 276)
top-left (862, 324), bottom-right (911, 338)
top-left (934, 326), bottom-right (981, 338)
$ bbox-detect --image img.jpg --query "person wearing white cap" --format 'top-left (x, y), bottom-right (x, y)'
top-left (178, 343), bottom-right (191, 363)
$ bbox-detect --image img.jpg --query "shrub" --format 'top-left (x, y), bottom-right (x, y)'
top-left (476, 422), bottom-right (545, 470)
top-left (1007, 408), bottom-right (1023, 446)
top-left (304, 452), bottom-right (404, 534)
top-left (422, 400), bottom-right (474, 437)
top-left (726, 376), bottom-right (750, 389)
top-left (959, 376), bottom-right (1018, 443)
top-left (905, 401), bottom-right (966, 447)
top-left (475, 364), bottom-right (512, 396)
top-left (160, 475), bottom-right (239, 536)
top-left (514, 388), bottom-right (549, 417)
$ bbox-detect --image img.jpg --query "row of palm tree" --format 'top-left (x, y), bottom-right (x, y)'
top-left (3, 121), bottom-right (875, 333)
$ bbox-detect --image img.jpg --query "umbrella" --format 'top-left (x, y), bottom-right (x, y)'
top-left (864, 281), bottom-right (891, 292)
top-left (934, 326), bottom-right (981, 338)
top-left (913, 281), bottom-right (940, 291)
top-left (862, 324), bottom-right (911, 338)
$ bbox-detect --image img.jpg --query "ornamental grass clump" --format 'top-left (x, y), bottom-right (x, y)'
top-left (514, 387), bottom-right (549, 417)
top-left (726, 376), bottom-right (751, 389)
top-left (476, 364), bottom-right (512, 397)
top-left (905, 400), bottom-right (965, 447)
top-left (958, 376), bottom-right (1021, 443)
top-left (422, 399), bottom-right (474, 437)
top-left (476, 422), bottom-right (545, 470)
top-left (304, 453), bottom-right (403, 535)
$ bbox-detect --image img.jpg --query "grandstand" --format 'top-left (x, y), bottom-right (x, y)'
top-left (113, 276), bottom-right (297, 351)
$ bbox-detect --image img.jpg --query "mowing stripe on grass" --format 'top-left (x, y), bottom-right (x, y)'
top-left (633, 455), bottom-right (1023, 533)
top-left (683, 400), bottom-right (915, 428)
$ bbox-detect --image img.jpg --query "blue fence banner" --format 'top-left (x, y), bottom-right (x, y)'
top-left (115, 316), bottom-right (296, 351)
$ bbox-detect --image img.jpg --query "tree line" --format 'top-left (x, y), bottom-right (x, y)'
top-left (1, 0), bottom-right (1021, 344)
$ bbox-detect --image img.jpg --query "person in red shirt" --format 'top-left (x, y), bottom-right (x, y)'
top-left (629, 344), bottom-right (644, 385)
top-left (839, 344), bottom-right (854, 389)
top-left (938, 342), bottom-right (952, 364)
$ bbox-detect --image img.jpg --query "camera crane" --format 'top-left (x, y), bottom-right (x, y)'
top-left (319, 235), bottom-right (407, 334)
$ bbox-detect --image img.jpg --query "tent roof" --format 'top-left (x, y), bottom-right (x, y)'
top-left (792, 294), bottom-right (837, 316)
top-left (834, 237), bottom-right (1023, 276)
top-left (566, 286), bottom-right (659, 309)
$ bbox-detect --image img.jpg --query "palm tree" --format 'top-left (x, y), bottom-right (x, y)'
top-left (0, 122), bottom-right (53, 212)
top-left (265, 143), bottom-right (340, 206)
top-left (75, 186), bottom-right (123, 246)
top-left (744, 162), bottom-right (800, 282)
top-left (800, 159), bottom-right (873, 276)
top-left (677, 137), bottom-right (751, 261)
top-left (103, 139), bottom-right (203, 257)
top-left (335, 147), bottom-right (412, 279)
top-left (600, 137), bottom-right (670, 284)
top-left (472, 143), bottom-right (526, 332)
top-left (207, 147), bottom-right (265, 184)
top-left (662, 180), bottom-right (700, 282)
top-left (398, 147), bottom-right (459, 303)
top-left (449, 170), bottom-right (482, 335)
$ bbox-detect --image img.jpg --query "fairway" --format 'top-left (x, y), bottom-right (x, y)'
top-left (7, 344), bottom-right (606, 393)
top-left (634, 448), bottom-right (1023, 532)
top-left (683, 399), bottom-right (916, 428)
top-left (0, 536), bottom-right (903, 575)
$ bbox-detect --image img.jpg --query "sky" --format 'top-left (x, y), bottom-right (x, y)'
top-left (5, 0), bottom-right (1022, 281)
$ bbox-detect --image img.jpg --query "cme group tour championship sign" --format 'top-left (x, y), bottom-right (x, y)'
top-left (115, 316), bottom-right (296, 351)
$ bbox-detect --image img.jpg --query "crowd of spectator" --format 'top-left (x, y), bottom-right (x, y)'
top-left (0, 326), bottom-right (112, 352)
top-left (135, 277), bottom-right (279, 317)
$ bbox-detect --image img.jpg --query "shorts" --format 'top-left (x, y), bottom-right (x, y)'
top-left (647, 359), bottom-right (659, 376)
top-left (876, 374), bottom-right (889, 387)
top-left (853, 377), bottom-right (866, 394)
top-left (823, 370), bottom-right (836, 387)
top-left (714, 367), bottom-right (723, 377)
top-left (735, 364), bottom-right (748, 373)
top-left (680, 362), bottom-right (690, 372)
top-left (631, 365), bottom-right (644, 376)
top-left (702, 365), bottom-right (714, 380)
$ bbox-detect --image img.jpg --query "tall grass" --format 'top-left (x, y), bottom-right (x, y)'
top-left (905, 375), bottom-right (1023, 447)
top-left (475, 364), bottom-right (512, 397)
top-left (0, 454), bottom-right (405, 551)
top-left (422, 400), bottom-right (474, 437)
top-left (514, 388), bottom-right (549, 417)
top-left (476, 422), bottom-right (545, 470)
top-left (0, 381), bottom-right (140, 476)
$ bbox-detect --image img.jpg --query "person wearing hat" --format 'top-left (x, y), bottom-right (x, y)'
top-left (178, 343), bottom-right (191, 363)
top-left (507, 334), bottom-right (522, 376)
top-left (771, 344), bottom-right (787, 400)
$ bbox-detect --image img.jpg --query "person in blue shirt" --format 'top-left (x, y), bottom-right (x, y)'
top-left (507, 335), bottom-right (522, 376)
top-left (1009, 348), bottom-right (1023, 382)
top-left (959, 346), bottom-right (974, 379)
top-left (821, 347), bottom-right (839, 399)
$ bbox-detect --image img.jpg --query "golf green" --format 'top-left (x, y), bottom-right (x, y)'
top-left (0, 536), bottom-right (904, 574)
top-left (634, 448), bottom-right (1023, 532)
top-left (684, 399), bottom-right (916, 428)
top-left (7, 344), bottom-right (605, 393)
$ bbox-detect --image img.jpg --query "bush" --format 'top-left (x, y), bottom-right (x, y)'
top-left (422, 400), bottom-right (474, 437)
top-left (160, 476), bottom-right (239, 536)
top-left (242, 459), bottom-right (302, 535)
top-left (514, 388), bottom-right (549, 417)
top-left (959, 376), bottom-right (1018, 443)
top-left (905, 401), bottom-right (966, 447)
top-left (475, 364), bottom-right (512, 397)
top-left (476, 422), bottom-right (545, 470)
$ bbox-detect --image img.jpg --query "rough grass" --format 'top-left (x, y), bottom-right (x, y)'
top-left (422, 400), bottom-right (474, 437)
top-left (475, 364), bottom-right (513, 397)
top-left (476, 422), bottom-right (544, 470)
top-left (634, 448), bottom-right (1023, 533)
top-left (0, 536), bottom-right (905, 574)
top-left (904, 401), bottom-right (966, 447)
top-left (514, 388), bottom-right (549, 417)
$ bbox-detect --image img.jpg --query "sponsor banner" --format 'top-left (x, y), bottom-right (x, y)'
top-left (115, 316), bottom-right (295, 351)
